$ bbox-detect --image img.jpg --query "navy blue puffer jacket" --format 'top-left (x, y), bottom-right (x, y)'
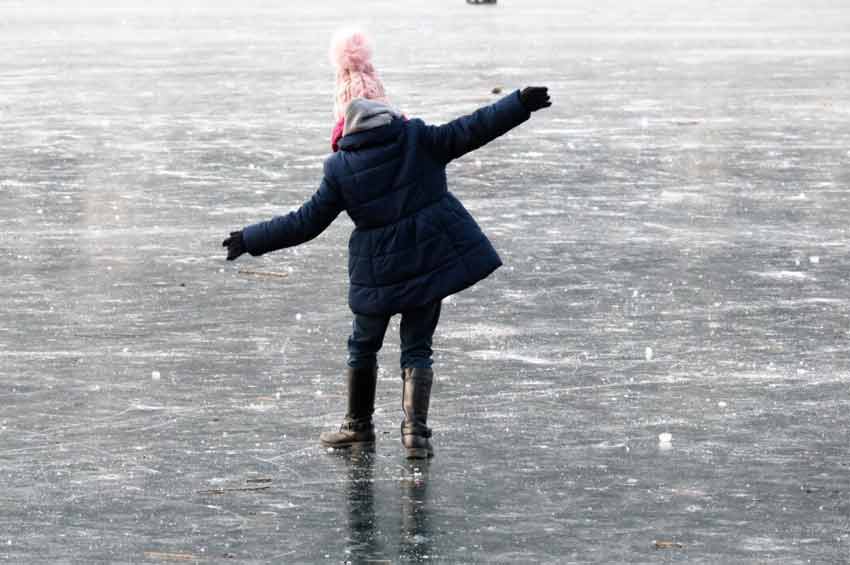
top-left (242, 90), bottom-right (531, 315)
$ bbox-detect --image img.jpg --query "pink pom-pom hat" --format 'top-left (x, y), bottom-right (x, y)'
top-left (329, 29), bottom-right (389, 122)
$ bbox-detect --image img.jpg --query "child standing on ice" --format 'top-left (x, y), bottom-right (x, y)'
top-left (222, 31), bottom-right (550, 459)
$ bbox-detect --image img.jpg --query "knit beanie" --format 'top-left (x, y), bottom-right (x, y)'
top-left (330, 29), bottom-right (389, 121)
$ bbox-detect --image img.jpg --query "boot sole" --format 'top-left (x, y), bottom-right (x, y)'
top-left (320, 439), bottom-right (375, 449)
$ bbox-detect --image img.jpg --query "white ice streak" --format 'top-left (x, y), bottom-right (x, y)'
top-left (442, 323), bottom-right (523, 340)
top-left (467, 350), bottom-right (571, 366)
top-left (751, 270), bottom-right (814, 281)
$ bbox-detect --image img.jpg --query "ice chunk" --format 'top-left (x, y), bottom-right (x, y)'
top-left (151, 370), bottom-right (161, 381)
top-left (645, 347), bottom-right (653, 361)
top-left (658, 433), bottom-right (673, 450)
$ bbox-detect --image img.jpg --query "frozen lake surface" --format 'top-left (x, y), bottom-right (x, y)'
top-left (2, 0), bottom-right (850, 562)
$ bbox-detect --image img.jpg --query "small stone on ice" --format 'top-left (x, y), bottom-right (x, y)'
top-left (295, 313), bottom-right (302, 321)
top-left (809, 256), bottom-right (820, 264)
top-left (645, 347), bottom-right (653, 361)
top-left (718, 401), bottom-right (727, 408)
top-left (151, 370), bottom-right (161, 381)
top-left (658, 433), bottom-right (673, 448)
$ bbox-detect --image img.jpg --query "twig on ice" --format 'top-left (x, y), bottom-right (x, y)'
top-left (238, 269), bottom-right (289, 279)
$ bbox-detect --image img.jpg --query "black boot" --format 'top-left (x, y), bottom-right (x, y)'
top-left (401, 368), bottom-right (434, 459)
top-left (320, 366), bottom-right (378, 448)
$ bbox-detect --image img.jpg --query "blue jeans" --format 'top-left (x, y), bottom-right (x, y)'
top-left (348, 301), bottom-right (442, 369)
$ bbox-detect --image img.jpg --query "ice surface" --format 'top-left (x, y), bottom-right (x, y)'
top-left (3, 0), bottom-right (850, 563)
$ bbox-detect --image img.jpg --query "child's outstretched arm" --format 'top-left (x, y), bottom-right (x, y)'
top-left (418, 86), bottom-right (551, 164)
top-left (223, 165), bottom-right (345, 260)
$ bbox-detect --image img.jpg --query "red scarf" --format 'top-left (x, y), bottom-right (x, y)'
top-left (331, 117), bottom-right (345, 152)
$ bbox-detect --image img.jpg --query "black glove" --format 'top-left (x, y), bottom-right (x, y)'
top-left (520, 86), bottom-right (551, 112)
top-left (222, 230), bottom-right (246, 261)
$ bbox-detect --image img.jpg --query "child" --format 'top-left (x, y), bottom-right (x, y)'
top-left (222, 30), bottom-right (550, 459)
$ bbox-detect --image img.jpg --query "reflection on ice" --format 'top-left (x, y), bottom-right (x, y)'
top-left (335, 447), bottom-right (433, 564)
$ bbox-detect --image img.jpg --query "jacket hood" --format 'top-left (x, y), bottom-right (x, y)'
top-left (343, 98), bottom-right (401, 136)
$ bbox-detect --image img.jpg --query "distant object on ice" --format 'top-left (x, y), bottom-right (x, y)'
top-left (467, 0), bottom-right (497, 4)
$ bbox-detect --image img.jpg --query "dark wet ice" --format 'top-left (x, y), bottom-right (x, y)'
top-left (2, 1), bottom-right (850, 563)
